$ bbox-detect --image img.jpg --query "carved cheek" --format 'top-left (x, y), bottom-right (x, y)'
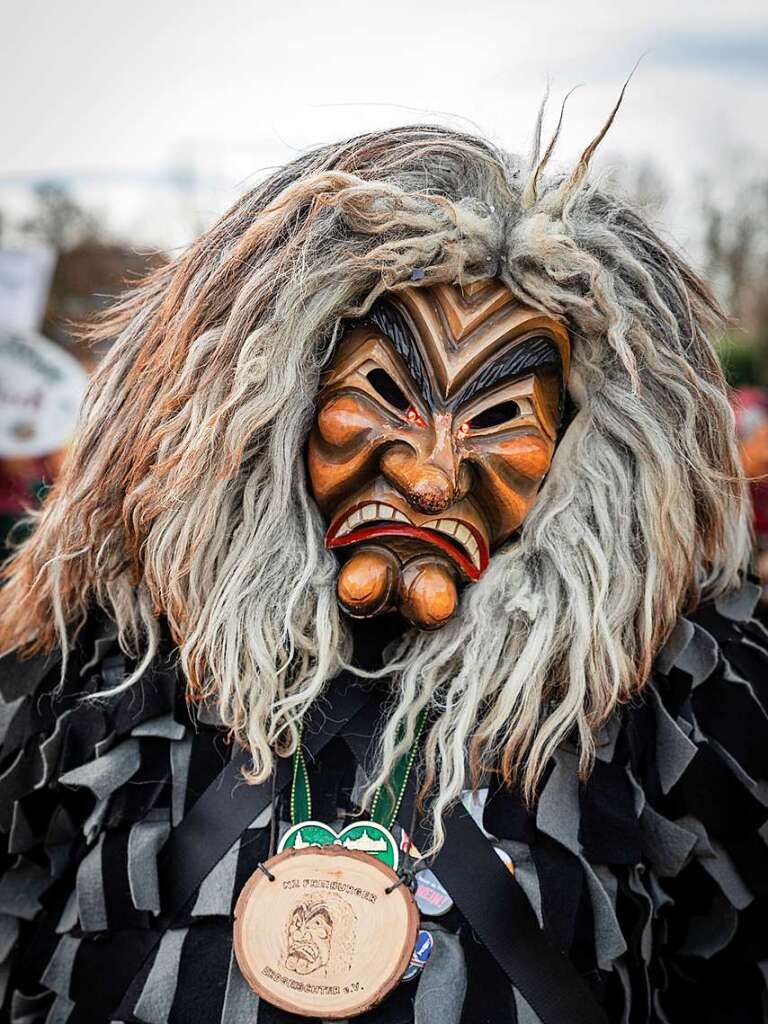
top-left (473, 435), bottom-right (555, 545)
top-left (492, 434), bottom-right (554, 481)
top-left (316, 394), bottom-right (375, 449)
top-left (308, 395), bottom-right (389, 512)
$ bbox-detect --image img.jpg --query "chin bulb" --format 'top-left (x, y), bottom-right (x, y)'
top-left (336, 547), bottom-right (398, 618)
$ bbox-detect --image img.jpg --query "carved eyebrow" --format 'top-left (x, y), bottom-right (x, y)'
top-left (451, 336), bottom-right (564, 412)
top-left (363, 300), bottom-right (434, 406)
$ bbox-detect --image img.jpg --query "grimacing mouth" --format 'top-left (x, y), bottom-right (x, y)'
top-left (326, 501), bottom-right (489, 581)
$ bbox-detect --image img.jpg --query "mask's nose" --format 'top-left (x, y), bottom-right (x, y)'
top-left (380, 412), bottom-right (470, 515)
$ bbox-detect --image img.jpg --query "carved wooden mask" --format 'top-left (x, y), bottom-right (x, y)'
top-left (307, 280), bottom-right (571, 629)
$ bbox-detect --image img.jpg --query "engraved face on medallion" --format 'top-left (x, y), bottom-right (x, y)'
top-left (283, 894), bottom-right (357, 977)
top-left (307, 280), bottom-right (570, 630)
top-left (234, 846), bottom-right (419, 1018)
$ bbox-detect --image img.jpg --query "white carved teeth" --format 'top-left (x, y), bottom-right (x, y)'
top-left (428, 519), bottom-right (482, 569)
top-left (334, 505), bottom-right (482, 570)
top-left (336, 502), bottom-right (404, 536)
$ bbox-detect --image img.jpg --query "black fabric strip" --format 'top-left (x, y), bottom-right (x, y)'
top-left (399, 790), bottom-right (609, 1024)
top-left (157, 671), bottom-right (376, 914)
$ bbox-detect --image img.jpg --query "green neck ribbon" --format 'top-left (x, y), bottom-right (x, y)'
top-left (290, 709), bottom-right (427, 831)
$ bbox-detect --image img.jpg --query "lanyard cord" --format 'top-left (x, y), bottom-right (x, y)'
top-left (289, 708), bottom-right (427, 831)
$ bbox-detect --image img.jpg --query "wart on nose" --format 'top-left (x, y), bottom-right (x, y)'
top-left (407, 471), bottom-right (454, 514)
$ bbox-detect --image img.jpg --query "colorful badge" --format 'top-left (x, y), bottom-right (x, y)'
top-left (402, 929), bottom-right (434, 982)
top-left (414, 868), bottom-right (453, 916)
top-left (278, 819), bottom-right (400, 871)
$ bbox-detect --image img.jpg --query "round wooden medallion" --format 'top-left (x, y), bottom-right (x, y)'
top-left (233, 845), bottom-right (419, 1019)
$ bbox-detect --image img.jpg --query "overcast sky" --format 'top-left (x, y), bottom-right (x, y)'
top-left (2, 0), bottom-right (767, 250)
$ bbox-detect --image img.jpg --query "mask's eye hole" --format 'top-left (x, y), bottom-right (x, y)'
top-left (469, 400), bottom-right (521, 430)
top-left (367, 368), bottom-right (410, 412)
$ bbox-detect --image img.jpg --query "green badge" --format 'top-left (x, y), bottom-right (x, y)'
top-left (278, 819), bottom-right (399, 871)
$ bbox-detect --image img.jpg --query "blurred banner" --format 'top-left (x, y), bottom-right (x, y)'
top-left (0, 329), bottom-right (88, 459)
top-left (0, 248), bottom-right (56, 331)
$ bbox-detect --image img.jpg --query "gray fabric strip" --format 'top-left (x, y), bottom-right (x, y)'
top-left (219, 946), bottom-right (261, 1023)
top-left (79, 631), bottom-right (118, 676)
top-left (41, 936), bottom-right (81, 999)
top-left (55, 891), bottom-right (78, 935)
top-left (249, 804), bottom-right (273, 830)
top-left (9, 801), bottom-right (37, 854)
top-left (59, 740), bottom-right (141, 800)
top-left (414, 924), bottom-right (467, 1024)
top-left (639, 805), bottom-right (697, 877)
top-left (10, 987), bottom-right (54, 1023)
top-left (674, 624), bottom-right (718, 686)
top-left (133, 927), bottom-right (188, 1024)
top-left (654, 617), bottom-right (695, 675)
top-left (514, 989), bottom-right (544, 1024)
top-left (583, 863), bottom-right (627, 969)
top-left (0, 857), bottom-right (52, 920)
top-left (192, 703), bottom-right (225, 728)
top-left (127, 820), bottom-right (171, 914)
top-left (38, 710), bottom-right (74, 788)
top-left (0, 695), bottom-right (23, 746)
top-left (75, 834), bottom-right (107, 932)
top-left (709, 738), bottom-right (768, 805)
top-left (699, 838), bottom-right (754, 909)
top-left (82, 797), bottom-right (111, 845)
top-left (625, 866), bottom-right (653, 963)
top-left (648, 686), bottom-right (698, 795)
top-left (94, 734), bottom-right (117, 759)
top-left (495, 840), bottom-right (543, 926)
top-left (715, 581), bottom-right (761, 622)
top-left (536, 749), bottom-right (581, 853)
top-left (0, 962), bottom-right (9, 1015)
top-left (170, 736), bottom-right (193, 828)
top-left (132, 714), bottom-right (186, 741)
top-left (0, 913), bottom-right (19, 962)
top-left (44, 995), bottom-right (75, 1024)
top-left (594, 715), bottom-right (622, 764)
top-left (191, 837), bottom-right (240, 917)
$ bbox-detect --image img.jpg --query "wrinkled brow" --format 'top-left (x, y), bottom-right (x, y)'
top-left (451, 336), bottom-right (564, 412)
top-left (363, 300), bottom-right (434, 406)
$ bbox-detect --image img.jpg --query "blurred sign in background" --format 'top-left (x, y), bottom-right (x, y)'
top-left (0, 248), bottom-right (55, 331)
top-left (0, 330), bottom-right (88, 459)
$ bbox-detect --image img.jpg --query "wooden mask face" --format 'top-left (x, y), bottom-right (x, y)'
top-left (307, 280), bottom-right (571, 630)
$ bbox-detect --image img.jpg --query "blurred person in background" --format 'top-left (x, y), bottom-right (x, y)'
top-left (0, 452), bottom-right (63, 562)
top-left (733, 385), bottom-right (768, 616)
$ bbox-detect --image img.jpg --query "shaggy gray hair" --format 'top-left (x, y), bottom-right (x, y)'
top-left (0, 120), bottom-right (750, 851)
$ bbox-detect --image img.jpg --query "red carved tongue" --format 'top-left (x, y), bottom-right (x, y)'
top-left (326, 502), bottom-right (487, 581)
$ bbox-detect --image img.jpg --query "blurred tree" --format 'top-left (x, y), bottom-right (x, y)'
top-left (43, 240), bottom-right (165, 357)
top-left (20, 182), bottom-right (102, 251)
top-left (603, 158), bottom-right (670, 218)
top-left (700, 164), bottom-right (768, 315)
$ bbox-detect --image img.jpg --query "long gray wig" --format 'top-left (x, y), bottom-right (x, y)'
top-left (0, 122), bottom-right (750, 850)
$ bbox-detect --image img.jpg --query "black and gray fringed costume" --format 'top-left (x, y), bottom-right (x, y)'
top-left (1, 580), bottom-right (767, 1024)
